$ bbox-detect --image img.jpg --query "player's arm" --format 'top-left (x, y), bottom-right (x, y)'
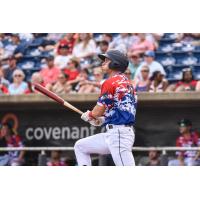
top-left (90, 104), bottom-right (106, 118)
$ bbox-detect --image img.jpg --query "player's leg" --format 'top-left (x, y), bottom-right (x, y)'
top-left (107, 127), bottom-right (135, 166)
top-left (74, 133), bottom-right (110, 166)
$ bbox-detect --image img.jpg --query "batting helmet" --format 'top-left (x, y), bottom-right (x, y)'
top-left (98, 50), bottom-right (129, 73)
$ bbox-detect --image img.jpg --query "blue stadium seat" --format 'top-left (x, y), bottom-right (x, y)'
top-left (158, 56), bottom-right (176, 67)
top-left (193, 65), bottom-right (200, 80)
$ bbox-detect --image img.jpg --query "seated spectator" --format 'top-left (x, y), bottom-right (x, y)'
top-left (40, 56), bottom-right (61, 86)
top-left (54, 43), bottom-right (71, 69)
top-left (97, 40), bottom-right (109, 54)
top-left (72, 33), bottom-right (96, 69)
top-left (58, 33), bottom-right (75, 54)
top-left (3, 56), bottom-right (18, 82)
top-left (25, 72), bottom-right (44, 94)
top-left (167, 68), bottom-right (197, 92)
top-left (68, 69), bottom-right (90, 92)
top-left (47, 72), bottom-right (71, 95)
top-left (125, 68), bottom-right (134, 86)
top-left (64, 57), bottom-right (80, 81)
top-left (130, 33), bottom-right (155, 54)
top-left (0, 122), bottom-right (25, 166)
top-left (109, 33), bottom-right (133, 53)
top-left (135, 65), bottom-right (150, 92)
top-left (149, 71), bottom-right (168, 92)
top-left (77, 67), bottom-right (104, 93)
top-left (8, 69), bottom-right (28, 95)
top-left (168, 119), bottom-right (199, 166)
top-left (135, 50), bottom-right (166, 80)
top-left (47, 150), bottom-right (66, 166)
top-left (128, 52), bottom-right (142, 80)
top-left (0, 67), bottom-right (9, 94)
top-left (138, 150), bottom-right (161, 166)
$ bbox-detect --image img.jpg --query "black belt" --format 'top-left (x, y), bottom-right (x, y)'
top-left (107, 124), bottom-right (134, 129)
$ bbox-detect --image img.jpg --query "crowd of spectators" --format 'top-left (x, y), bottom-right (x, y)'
top-left (1, 33), bottom-right (200, 95)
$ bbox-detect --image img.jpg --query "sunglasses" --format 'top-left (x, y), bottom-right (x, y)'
top-left (125, 72), bottom-right (131, 75)
top-left (141, 70), bottom-right (149, 72)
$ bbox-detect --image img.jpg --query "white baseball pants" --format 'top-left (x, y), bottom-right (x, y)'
top-left (74, 126), bottom-right (135, 166)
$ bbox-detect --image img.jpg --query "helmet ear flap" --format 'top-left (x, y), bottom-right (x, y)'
top-left (109, 61), bottom-right (120, 70)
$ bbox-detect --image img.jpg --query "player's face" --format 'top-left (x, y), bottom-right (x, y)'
top-left (101, 58), bottom-right (111, 74)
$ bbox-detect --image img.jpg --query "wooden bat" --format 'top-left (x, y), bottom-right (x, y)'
top-left (34, 83), bottom-right (83, 115)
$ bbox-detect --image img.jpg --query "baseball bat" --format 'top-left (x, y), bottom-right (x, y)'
top-left (34, 83), bottom-right (83, 115)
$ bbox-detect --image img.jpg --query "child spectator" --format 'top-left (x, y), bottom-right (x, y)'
top-left (47, 150), bottom-right (66, 166)
top-left (47, 72), bottom-right (71, 95)
top-left (8, 69), bottom-right (28, 95)
top-left (168, 119), bottom-right (199, 166)
top-left (149, 71), bottom-right (168, 92)
top-left (40, 56), bottom-right (61, 86)
top-left (64, 57), bottom-right (80, 81)
top-left (0, 122), bottom-right (25, 166)
top-left (54, 44), bottom-right (71, 69)
top-left (135, 65), bottom-right (150, 92)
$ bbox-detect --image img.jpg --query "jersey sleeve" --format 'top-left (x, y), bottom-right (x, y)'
top-left (97, 79), bottom-right (114, 108)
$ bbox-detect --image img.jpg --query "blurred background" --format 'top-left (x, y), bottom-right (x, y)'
top-left (0, 33), bottom-right (200, 166)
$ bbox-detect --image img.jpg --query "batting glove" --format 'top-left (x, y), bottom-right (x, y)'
top-left (81, 110), bottom-right (94, 122)
top-left (89, 117), bottom-right (105, 127)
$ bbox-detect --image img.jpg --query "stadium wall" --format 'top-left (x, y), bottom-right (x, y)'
top-left (0, 93), bottom-right (200, 147)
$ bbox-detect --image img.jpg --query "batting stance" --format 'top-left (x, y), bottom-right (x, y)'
top-left (74, 50), bottom-right (137, 166)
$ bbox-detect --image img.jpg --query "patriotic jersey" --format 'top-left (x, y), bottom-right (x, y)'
top-left (97, 73), bottom-right (137, 125)
top-left (176, 131), bottom-right (199, 158)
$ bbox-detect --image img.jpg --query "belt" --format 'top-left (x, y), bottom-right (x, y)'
top-left (106, 124), bottom-right (134, 130)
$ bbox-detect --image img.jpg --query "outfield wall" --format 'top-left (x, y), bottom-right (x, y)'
top-left (0, 92), bottom-right (200, 147)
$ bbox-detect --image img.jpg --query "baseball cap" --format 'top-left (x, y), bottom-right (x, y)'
top-left (46, 56), bottom-right (54, 61)
top-left (178, 119), bottom-right (192, 127)
top-left (144, 50), bottom-right (155, 58)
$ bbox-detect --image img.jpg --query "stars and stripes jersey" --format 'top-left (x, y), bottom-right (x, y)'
top-left (97, 73), bottom-right (137, 126)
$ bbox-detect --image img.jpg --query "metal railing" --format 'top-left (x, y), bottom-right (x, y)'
top-left (0, 146), bottom-right (200, 154)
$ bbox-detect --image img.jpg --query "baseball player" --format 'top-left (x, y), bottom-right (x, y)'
top-left (74, 50), bottom-right (137, 166)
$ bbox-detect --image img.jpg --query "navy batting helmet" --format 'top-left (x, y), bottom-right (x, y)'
top-left (98, 50), bottom-right (129, 73)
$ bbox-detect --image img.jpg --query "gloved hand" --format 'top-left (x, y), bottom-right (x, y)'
top-left (81, 111), bottom-right (105, 126)
top-left (89, 117), bottom-right (105, 127)
top-left (81, 110), bottom-right (93, 122)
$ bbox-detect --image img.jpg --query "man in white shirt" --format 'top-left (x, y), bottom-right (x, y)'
top-left (135, 50), bottom-right (166, 80)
